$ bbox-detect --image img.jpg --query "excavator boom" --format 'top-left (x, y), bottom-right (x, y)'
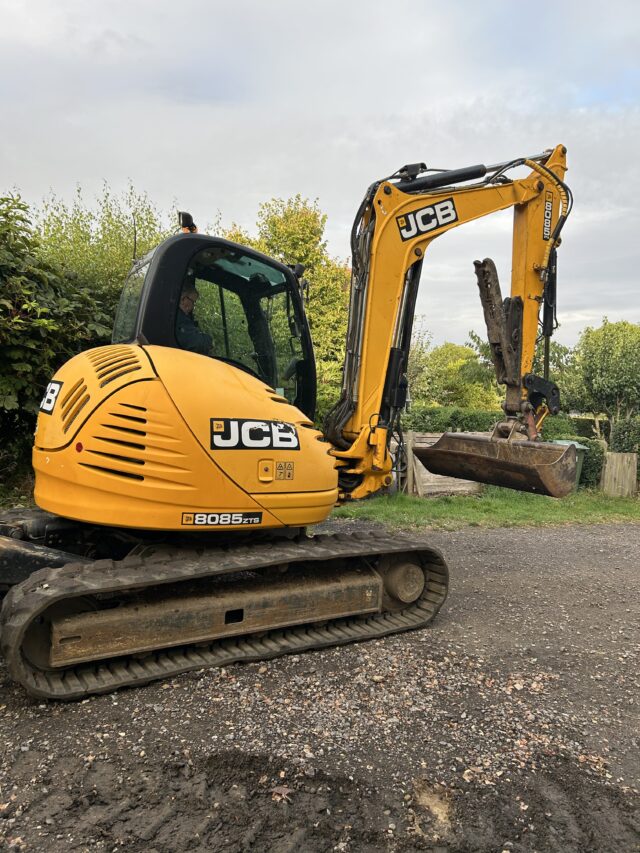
top-left (325, 144), bottom-right (574, 499)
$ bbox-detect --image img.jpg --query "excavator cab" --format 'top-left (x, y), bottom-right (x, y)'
top-left (112, 233), bottom-right (317, 419)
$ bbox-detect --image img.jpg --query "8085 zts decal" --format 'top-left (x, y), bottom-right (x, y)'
top-left (210, 418), bottom-right (300, 450)
top-left (182, 512), bottom-right (263, 526)
top-left (396, 198), bottom-right (458, 241)
top-left (542, 190), bottom-right (554, 240)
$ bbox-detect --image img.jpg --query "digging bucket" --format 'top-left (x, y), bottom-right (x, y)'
top-left (414, 433), bottom-right (577, 498)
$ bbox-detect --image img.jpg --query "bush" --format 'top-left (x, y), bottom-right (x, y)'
top-left (610, 417), bottom-right (640, 454)
top-left (569, 416), bottom-right (607, 440)
top-left (537, 414), bottom-right (574, 439)
top-left (403, 405), bottom-right (502, 433)
top-left (610, 417), bottom-right (640, 478)
top-left (37, 184), bottom-right (171, 321)
top-left (404, 405), bottom-right (605, 446)
top-left (0, 195), bottom-right (111, 479)
top-left (551, 434), bottom-right (606, 488)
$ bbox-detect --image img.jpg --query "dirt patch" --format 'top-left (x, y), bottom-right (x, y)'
top-left (1, 522), bottom-right (639, 851)
top-left (2, 749), bottom-right (636, 852)
top-left (2, 749), bottom-right (637, 852)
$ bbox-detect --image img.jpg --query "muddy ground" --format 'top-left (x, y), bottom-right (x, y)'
top-left (0, 522), bottom-right (638, 852)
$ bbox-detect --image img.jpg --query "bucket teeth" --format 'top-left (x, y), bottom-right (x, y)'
top-left (415, 433), bottom-right (577, 498)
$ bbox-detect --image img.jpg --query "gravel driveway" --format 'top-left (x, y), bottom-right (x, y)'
top-left (1, 522), bottom-right (638, 852)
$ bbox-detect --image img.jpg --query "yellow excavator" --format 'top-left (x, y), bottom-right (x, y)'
top-left (0, 144), bottom-right (575, 699)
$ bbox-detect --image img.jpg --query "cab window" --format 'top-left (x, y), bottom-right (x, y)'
top-left (176, 247), bottom-right (305, 403)
top-left (112, 257), bottom-right (152, 343)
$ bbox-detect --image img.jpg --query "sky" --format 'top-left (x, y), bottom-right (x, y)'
top-left (1, 0), bottom-right (638, 347)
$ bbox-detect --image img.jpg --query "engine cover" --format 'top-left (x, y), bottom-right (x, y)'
top-left (33, 344), bottom-right (338, 530)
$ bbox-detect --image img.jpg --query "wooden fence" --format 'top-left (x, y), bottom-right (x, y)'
top-left (403, 431), bottom-right (483, 497)
top-left (600, 452), bottom-right (638, 497)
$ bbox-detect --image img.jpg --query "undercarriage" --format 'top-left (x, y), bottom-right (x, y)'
top-left (0, 510), bottom-right (448, 700)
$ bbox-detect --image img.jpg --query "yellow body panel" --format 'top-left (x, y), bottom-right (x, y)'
top-left (34, 345), bottom-right (338, 530)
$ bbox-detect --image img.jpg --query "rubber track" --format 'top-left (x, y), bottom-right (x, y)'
top-left (0, 531), bottom-right (448, 700)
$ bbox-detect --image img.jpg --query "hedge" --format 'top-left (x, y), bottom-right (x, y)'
top-left (536, 414), bottom-right (574, 438)
top-left (403, 406), bottom-right (502, 433)
top-left (570, 416), bottom-right (609, 440)
top-left (403, 405), bottom-right (604, 440)
top-left (610, 417), bottom-right (640, 478)
top-left (550, 434), bottom-right (606, 489)
top-left (610, 417), bottom-right (640, 454)
top-left (1, 195), bottom-right (111, 481)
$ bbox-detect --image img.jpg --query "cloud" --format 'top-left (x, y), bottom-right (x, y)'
top-left (0, 0), bottom-right (638, 346)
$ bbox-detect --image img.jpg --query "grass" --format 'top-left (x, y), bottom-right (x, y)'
top-left (332, 486), bottom-right (640, 530)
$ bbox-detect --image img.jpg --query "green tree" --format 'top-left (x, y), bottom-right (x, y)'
top-left (0, 194), bottom-right (111, 474)
top-left (256, 196), bottom-right (328, 272)
top-left (531, 339), bottom-right (573, 381)
top-left (575, 319), bottom-right (640, 424)
top-left (37, 183), bottom-right (171, 323)
top-left (424, 342), bottom-right (502, 408)
top-left (535, 341), bottom-right (589, 415)
top-left (407, 318), bottom-right (433, 402)
top-left (466, 330), bottom-right (498, 381)
top-left (469, 329), bottom-right (590, 416)
top-left (412, 328), bottom-right (505, 409)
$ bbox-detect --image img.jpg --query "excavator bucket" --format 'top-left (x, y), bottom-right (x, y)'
top-left (415, 433), bottom-right (577, 498)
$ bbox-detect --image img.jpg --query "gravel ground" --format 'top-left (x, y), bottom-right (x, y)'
top-left (0, 522), bottom-right (638, 852)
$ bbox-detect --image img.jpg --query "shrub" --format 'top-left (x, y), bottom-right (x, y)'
top-left (0, 194), bottom-right (111, 479)
top-left (403, 406), bottom-right (502, 433)
top-left (537, 414), bottom-right (574, 439)
top-left (569, 416), bottom-right (607, 440)
top-left (37, 184), bottom-right (170, 321)
top-left (610, 417), bottom-right (640, 454)
top-left (551, 434), bottom-right (606, 488)
top-left (610, 417), bottom-right (640, 478)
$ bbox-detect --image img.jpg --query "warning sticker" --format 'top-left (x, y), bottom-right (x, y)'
top-left (275, 461), bottom-right (295, 481)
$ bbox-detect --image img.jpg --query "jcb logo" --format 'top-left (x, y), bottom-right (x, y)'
top-left (210, 418), bottom-right (300, 450)
top-left (39, 381), bottom-right (63, 414)
top-left (396, 198), bottom-right (458, 241)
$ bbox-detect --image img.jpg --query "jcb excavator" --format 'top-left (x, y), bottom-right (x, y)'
top-left (0, 144), bottom-right (574, 699)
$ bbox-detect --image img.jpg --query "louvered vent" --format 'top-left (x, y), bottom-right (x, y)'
top-left (82, 404), bottom-right (148, 480)
top-left (87, 346), bottom-right (143, 388)
top-left (83, 402), bottom-right (193, 487)
top-left (60, 378), bottom-right (90, 434)
top-left (78, 462), bottom-right (145, 481)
